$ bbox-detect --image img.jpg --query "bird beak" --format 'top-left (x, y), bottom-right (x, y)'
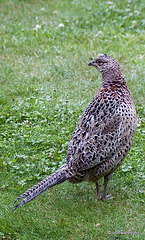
top-left (88, 60), bottom-right (95, 66)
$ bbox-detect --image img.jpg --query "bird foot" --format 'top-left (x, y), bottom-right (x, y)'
top-left (96, 192), bottom-right (102, 199)
top-left (100, 194), bottom-right (113, 200)
top-left (96, 193), bottom-right (114, 201)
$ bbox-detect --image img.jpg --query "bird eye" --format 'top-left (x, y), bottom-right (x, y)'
top-left (97, 60), bottom-right (103, 66)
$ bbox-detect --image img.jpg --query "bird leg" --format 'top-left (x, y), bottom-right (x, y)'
top-left (103, 173), bottom-right (113, 199)
top-left (96, 181), bottom-right (101, 199)
top-left (103, 177), bottom-right (109, 199)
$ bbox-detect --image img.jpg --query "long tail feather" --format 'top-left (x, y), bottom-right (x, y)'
top-left (14, 164), bottom-right (71, 211)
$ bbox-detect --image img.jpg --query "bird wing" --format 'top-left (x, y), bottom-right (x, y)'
top-left (66, 96), bottom-right (122, 171)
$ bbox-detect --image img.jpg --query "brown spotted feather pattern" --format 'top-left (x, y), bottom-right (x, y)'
top-left (14, 55), bottom-right (137, 210)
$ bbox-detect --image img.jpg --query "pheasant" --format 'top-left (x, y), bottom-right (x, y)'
top-left (14, 54), bottom-right (137, 210)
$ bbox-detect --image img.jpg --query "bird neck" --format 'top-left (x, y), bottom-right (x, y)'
top-left (102, 69), bottom-right (127, 88)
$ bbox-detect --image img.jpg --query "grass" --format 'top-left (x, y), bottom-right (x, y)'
top-left (0, 0), bottom-right (145, 239)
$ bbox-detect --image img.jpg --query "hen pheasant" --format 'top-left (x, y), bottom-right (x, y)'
top-left (14, 54), bottom-right (137, 210)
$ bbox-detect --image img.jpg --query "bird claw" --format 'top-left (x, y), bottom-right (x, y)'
top-left (96, 193), bottom-right (102, 199)
top-left (96, 193), bottom-right (113, 200)
top-left (101, 194), bottom-right (113, 200)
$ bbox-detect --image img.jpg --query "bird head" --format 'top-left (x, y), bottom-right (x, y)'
top-left (88, 54), bottom-right (120, 75)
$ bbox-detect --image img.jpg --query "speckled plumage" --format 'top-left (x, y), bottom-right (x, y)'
top-left (14, 55), bottom-right (137, 210)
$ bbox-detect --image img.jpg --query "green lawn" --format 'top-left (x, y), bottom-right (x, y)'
top-left (0, 0), bottom-right (145, 239)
